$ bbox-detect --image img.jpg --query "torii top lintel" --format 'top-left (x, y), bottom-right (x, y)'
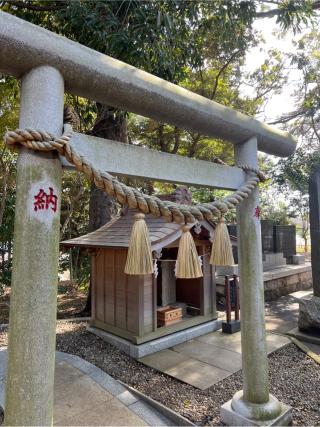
top-left (0, 11), bottom-right (296, 158)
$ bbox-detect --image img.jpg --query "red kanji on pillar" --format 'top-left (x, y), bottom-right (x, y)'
top-left (254, 205), bottom-right (261, 219)
top-left (34, 187), bottom-right (58, 213)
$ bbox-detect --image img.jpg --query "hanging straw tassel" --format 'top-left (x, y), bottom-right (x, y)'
top-left (124, 213), bottom-right (153, 275)
top-left (210, 217), bottom-right (234, 266)
top-left (175, 226), bottom-right (203, 279)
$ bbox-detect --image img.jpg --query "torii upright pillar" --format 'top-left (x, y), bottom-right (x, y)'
top-left (5, 66), bottom-right (64, 426)
top-left (221, 137), bottom-right (292, 426)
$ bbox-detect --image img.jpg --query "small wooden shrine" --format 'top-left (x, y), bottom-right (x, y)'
top-left (62, 206), bottom-right (236, 345)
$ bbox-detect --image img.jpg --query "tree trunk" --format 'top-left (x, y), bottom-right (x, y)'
top-left (0, 172), bottom-right (8, 228)
top-left (82, 104), bottom-right (127, 315)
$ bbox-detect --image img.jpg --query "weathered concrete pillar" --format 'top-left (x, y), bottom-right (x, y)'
top-left (5, 66), bottom-right (64, 426)
top-left (221, 137), bottom-right (291, 426)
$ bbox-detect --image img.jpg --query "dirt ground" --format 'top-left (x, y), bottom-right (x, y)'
top-left (0, 282), bottom-right (87, 324)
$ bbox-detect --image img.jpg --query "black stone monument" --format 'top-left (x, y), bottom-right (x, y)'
top-left (261, 220), bottom-right (274, 253)
top-left (274, 225), bottom-right (296, 257)
top-left (309, 167), bottom-right (320, 297)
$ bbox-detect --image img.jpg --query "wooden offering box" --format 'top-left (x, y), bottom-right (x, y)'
top-left (157, 306), bottom-right (183, 326)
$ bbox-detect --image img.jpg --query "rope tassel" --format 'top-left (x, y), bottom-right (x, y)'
top-left (124, 213), bottom-right (153, 275)
top-left (210, 217), bottom-right (234, 266)
top-left (175, 226), bottom-right (203, 279)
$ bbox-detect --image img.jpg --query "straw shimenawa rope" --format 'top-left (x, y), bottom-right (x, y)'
top-left (4, 128), bottom-right (267, 224)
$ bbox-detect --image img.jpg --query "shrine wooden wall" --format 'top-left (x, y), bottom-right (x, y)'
top-left (91, 248), bottom-right (155, 341)
top-left (90, 245), bottom-right (217, 344)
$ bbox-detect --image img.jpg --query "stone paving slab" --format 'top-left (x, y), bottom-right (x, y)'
top-left (196, 330), bottom-right (242, 353)
top-left (172, 340), bottom-right (242, 373)
top-left (165, 358), bottom-right (231, 390)
top-left (139, 331), bottom-right (290, 390)
top-left (0, 349), bottom-right (190, 426)
top-left (139, 290), bottom-right (304, 389)
top-left (266, 333), bottom-right (291, 353)
top-left (140, 349), bottom-right (189, 372)
top-left (140, 348), bottom-right (232, 390)
top-left (196, 331), bottom-right (290, 355)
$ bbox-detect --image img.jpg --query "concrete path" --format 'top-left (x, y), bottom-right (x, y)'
top-left (139, 290), bottom-right (314, 390)
top-left (265, 289), bottom-right (312, 334)
top-left (0, 349), bottom-right (190, 426)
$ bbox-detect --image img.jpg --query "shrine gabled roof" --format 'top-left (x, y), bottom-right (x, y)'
top-left (61, 209), bottom-right (217, 252)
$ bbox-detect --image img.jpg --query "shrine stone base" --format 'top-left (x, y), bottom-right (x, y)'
top-left (87, 319), bottom-right (221, 359)
top-left (221, 392), bottom-right (292, 426)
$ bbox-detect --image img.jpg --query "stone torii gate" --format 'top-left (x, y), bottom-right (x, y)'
top-left (0, 11), bottom-right (296, 427)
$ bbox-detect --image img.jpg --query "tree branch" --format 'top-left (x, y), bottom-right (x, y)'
top-left (252, 80), bottom-right (282, 103)
top-left (0, 171), bottom-right (9, 227)
top-left (61, 174), bottom-right (84, 236)
top-left (187, 133), bottom-right (201, 157)
top-left (268, 108), bottom-right (306, 125)
top-left (256, 0), bottom-right (320, 18)
top-left (4, 0), bottom-right (66, 12)
top-left (157, 123), bottom-right (167, 152)
top-left (171, 126), bottom-right (180, 154)
top-left (210, 49), bottom-right (242, 100)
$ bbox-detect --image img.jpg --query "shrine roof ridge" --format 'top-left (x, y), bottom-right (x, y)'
top-left (0, 11), bottom-right (296, 157)
top-left (61, 209), bottom-right (237, 252)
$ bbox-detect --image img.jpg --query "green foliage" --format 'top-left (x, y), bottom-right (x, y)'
top-left (2, 1), bottom-right (259, 81)
top-left (0, 258), bottom-right (13, 288)
top-left (191, 187), bottom-right (237, 223)
top-left (59, 171), bottom-right (91, 286)
top-left (259, 192), bottom-right (290, 224)
top-left (291, 31), bottom-right (320, 147)
top-left (59, 248), bottom-right (90, 289)
top-left (0, 76), bottom-right (19, 130)
top-left (1, 0), bottom-right (318, 287)
top-left (275, 147), bottom-right (320, 194)
top-left (0, 76), bottom-right (19, 286)
top-left (64, 94), bottom-right (97, 133)
top-left (268, 27), bottom-right (320, 236)
top-left (274, 0), bottom-right (317, 33)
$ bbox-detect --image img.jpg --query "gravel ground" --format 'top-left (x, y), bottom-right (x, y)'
top-left (0, 285), bottom-right (87, 324)
top-left (1, 321), bottom-right (320, 426)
